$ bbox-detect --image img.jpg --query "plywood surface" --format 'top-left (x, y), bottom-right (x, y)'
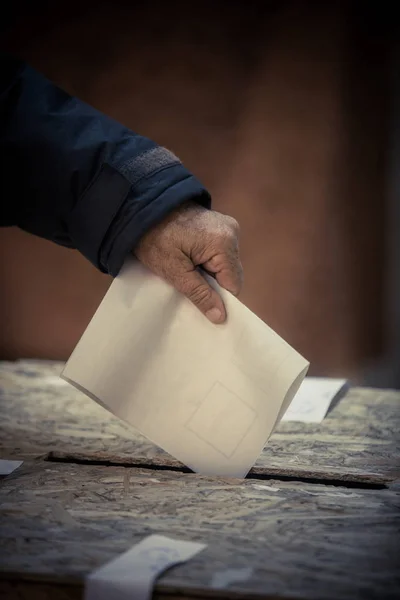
top-left (0, 461), bottom-right (399, 600)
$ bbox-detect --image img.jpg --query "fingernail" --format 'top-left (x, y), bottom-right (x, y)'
top-left (205, 307), bottom-right (223, 323)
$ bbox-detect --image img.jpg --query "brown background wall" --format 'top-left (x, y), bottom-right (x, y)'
top-left (0, 1), bottom-right (389, 378)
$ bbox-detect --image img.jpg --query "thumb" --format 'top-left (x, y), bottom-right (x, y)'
top-left (171, 265), bottom-right (226, 324)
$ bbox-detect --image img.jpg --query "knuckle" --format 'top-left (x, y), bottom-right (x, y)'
top-left (213, 227), bottom-right (237, 248)
top-left (223, 220), bottom-right (240, 242)
top-left (227, 216), bottom-right (240, 232)
top-left (188, 283), bottom-right (213, 306)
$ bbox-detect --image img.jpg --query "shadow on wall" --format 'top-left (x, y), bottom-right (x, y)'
top-left (0, 0), bottom-right (391, 382)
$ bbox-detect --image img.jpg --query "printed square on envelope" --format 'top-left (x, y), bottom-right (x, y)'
top-left (186, 382), bottom-right (256, 458)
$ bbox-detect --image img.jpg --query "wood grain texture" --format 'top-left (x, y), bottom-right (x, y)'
top-left (0, 461), bottom-right (399, 600)
top-left (1, 361), bottom-right (399, 484)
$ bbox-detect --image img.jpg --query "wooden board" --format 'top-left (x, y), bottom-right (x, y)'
top-left (0, 461), bottom-right (399, 600)
top-left (1, 360), bottom-right (400, 484)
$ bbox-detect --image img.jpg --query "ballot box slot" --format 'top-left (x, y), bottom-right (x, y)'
top-left (45, 451), bottom-right (388, 490)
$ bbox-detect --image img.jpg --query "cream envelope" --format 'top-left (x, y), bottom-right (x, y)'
top-left (62, 259), bottom-right (309, 477)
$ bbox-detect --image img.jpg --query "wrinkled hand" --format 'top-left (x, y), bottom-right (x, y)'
top-left (134, 202), bottom-right (243, 323)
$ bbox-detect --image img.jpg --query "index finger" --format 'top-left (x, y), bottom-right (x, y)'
top-left (203, 250), bottom-right (243, 296)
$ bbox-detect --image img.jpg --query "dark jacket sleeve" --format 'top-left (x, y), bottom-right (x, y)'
top-left (0, 54), bottom-right (211, 276)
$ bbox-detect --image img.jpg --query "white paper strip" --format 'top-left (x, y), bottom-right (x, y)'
top-left (0, 460), bottom-right (23, 475)
top-left (63, 259), bottom-right (309, 477)
top-left (282, 377), bottom-right (348, 423)
top-left (85, 534), bottom-right (206, 600)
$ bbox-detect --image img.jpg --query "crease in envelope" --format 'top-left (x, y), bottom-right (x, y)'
top-left (62, 258), bottom-right (309, 477)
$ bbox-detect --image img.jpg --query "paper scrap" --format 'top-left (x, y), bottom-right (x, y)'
top-left (282, 377), bottom-right (348, 423)
top-left (85, 534), bottom-right (206, 600)
top-left (211, 567), bottom-right (254, 589)
top-left (63, 259), bottom-right (309, 477)
top-left (0, 460), bottom-right (23, 476)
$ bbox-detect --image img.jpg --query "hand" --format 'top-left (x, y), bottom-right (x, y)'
top-left (134, 202), bottom-right (243, 323)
